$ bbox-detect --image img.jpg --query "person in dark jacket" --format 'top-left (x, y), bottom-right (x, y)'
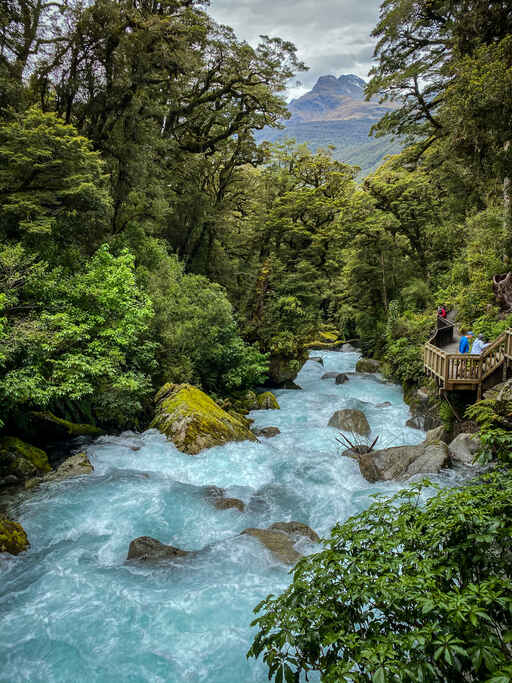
top-left (459, 330), bottom-right (473, 353)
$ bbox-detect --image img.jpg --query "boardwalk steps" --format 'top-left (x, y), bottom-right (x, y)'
top-left (423, 318), bottom-right (512, 399)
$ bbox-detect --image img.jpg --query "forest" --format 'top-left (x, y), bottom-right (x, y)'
top-left (1, 0), bottom-right (512, 681)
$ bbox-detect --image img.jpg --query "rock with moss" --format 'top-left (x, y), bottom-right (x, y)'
top-left (268, 352), bottom-right (308, 385)
top-left (256, 392), bottom-right (280, 410)
top-left (31, 411), bottom-right (105, 438)
top-left (355, 358), bottom-right (381, 373)
top-left (306, 339), bottom-right (344, 351)
top-left (150, 383), bottom-right (257, 455)
top-left (44, 452), bottom-right (94, 482)
top-left (0, 436), bottom-right (50, 489)
top-left (0, 517), bottom-right (29, 555)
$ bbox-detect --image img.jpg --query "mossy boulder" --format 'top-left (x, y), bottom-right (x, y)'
top-left (127, 536), bottom-right (193, 562)
top-left (31, 411), bottom-right (105, 438)
top-left (150, 383), bottom-right (257, 455)
top-left (256, 392), bottom-right (280, 410)
top-left (306, 339), bottom-right (344, 351)
top-left (328, 409), bottom-right (371, 436)
top-left (44, 452), bottom-right (94, 482)
top-left (0, 436), bottom-right (50, 489)
top-left (0, 517), bottom-right (29, 555)
top-left (318, 331), bottom-right (339, 343)
top-left (268, 352), bottom-right (308, 386)
top-left (355, 358), bottom-right (381, 373)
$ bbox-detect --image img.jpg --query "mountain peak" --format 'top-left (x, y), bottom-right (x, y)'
top-left (311, 73), bottom-right (366, 99)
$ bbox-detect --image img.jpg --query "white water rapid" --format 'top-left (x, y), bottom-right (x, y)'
top-left (0, 351), bottom-right (455, 683)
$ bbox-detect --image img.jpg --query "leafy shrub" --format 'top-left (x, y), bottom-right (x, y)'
top-left (466, 399), bottom-right (512, 464)
top-left (249, 471), bottom-right (512, 682)
top-left (384, 337), bottom-right (424, 384)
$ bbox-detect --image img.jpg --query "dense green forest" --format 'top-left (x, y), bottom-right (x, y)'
top-left (1, 0), bottom-right (512, 678)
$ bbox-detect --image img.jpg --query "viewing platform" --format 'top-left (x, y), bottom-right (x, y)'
top-left (423, 317), bottom-right (512, 399)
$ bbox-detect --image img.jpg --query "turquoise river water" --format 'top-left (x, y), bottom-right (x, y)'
top-left (0, 351), bottom-right (455, 683)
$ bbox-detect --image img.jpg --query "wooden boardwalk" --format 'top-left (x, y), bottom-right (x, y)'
top-left (423, 318), bottom-right (512, 399)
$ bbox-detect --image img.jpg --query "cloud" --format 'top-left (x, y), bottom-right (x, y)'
top-left (207, 0), bottom-right (382, 90)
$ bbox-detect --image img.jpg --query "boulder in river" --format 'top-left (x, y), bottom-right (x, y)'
top-left (310, 356), bottom-right (324, 366)
top-left (335, 373), bottom-right (349, 385)
top-left (355, 358), bottom-right (381, 373)
top-left (150, 383), bottom-right (256, 455)
top-left (0, 517), bottom-right (29, 555)
top-left (358, 442), bottom-right (449, 482)
top-left (44, 452), bottom-right (94, 482)
top-left (328, 409), bottom-right (371, 436)
top-left (127, 536), bottom-right (193, 562)
top-left (242, 522), bottom-right (319, 564)
top-left (321, 372), bottom-right (339, 380)
top-left (269, 522), bottom-right (320, 544)
top-left (256, 392), bottom-right (280, 410)
top-left (204, 486), bottom-right (245, 512)
top-left (0, 436), bottom-right (51, 490)
top-left (268, 353), bottom-right (308, 386)
top-left (376, 402), bottom-right (392, 408)
top-left (252, 426), bottom-right (280, 438)
top-left (449, 433), bottom-right (481, 466)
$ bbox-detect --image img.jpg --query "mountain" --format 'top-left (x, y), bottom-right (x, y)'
top-left (257, 74), bottom-right (401, 176)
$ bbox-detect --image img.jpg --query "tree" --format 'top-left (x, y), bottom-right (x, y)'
top-left (249, 471), bottom-right (512, 682)
top-left (0, 107), bottom-right (111, 261)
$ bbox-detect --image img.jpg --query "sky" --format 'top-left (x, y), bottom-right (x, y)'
top-left (207, 0), bottom-right (382, 100)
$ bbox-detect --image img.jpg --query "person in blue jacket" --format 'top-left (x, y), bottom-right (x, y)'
top-left (459, 330), bottom-right (473, 353)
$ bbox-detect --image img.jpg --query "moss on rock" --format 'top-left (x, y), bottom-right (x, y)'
top-left (150, 383), bottom-right (257, 455)
top-left (256, 392), bottom-right (280, 410)
top-left (0, 517), bottom-right (29, 555)
top-left (0, 436), bottom-right (50, 488)
top-left (306, 339), bottom-right (344, 350)
top-left (31, 411), bottom-right (105, 437)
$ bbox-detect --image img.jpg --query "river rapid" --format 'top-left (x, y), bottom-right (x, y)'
top-left (0, 351), bottom-right (453, 683)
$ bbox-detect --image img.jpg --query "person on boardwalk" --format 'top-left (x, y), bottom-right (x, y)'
top-left (471, 333), bottom-right (488, 354)
top-left (438, 304), bottom-right (447, 319)
top-left (459, 329), bottom-right (473, 353)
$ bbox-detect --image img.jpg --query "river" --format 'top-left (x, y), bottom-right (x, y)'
top-left (0, 351), bottom-right (452, 683)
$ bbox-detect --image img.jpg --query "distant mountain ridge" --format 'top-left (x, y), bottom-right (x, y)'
top-left (257, 73), bottom-right (401, 176)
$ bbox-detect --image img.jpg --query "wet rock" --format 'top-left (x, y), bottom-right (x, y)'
top-left (242, 528), bottom-right (302, 565)
top-left (44, 452), bottom-right (94, 482)
top-left (310, 357), bottom-right (324, 366)
top-left (406, 417), bottom-right (423, 430)
top-left (359, 442), bottom-right (449, 482)
top-left (355, 358), bottom-right (381, 373)
top-left (127, 536), bottom-right (193, 562)
top-left (0, 436), bottom-right (51, 490)
top-left (269, 522), bottom-right (320, 544)
top-left (253, 426), bottom-right (280, 438)
top-left (449, 433), bottom-right (481, 466)
top-left (204, 486), bottom-right (245, 512)
top-left (214, 497), bottom-right (245, 512)
top-left (321, 372), bottom-right (339, 379)
top-left (341, 445), bottom-right (372, 460)
top-left (268, 353), bottom-right (308, 386)
top-left (150, 383), bottom-right (256, 455)
top-left (425, 426), bottom-right (448, 443)
top-left (0, 517), bottom-right (29, 555)
top-left (281, 381), bottom-right (302, 390)
top-left (335, 373), bottom-right (349, 385)
top-left (256, 392), bottom-right (280, 410)
top-left (484, 379), bottom-right (512, 400)
top-left (404, 386), bottom-right (441, 431)
top-left (342, 343), bottom-right (358, 352)
top-left (376, 402), bottom-right (392, 408)
top-left (328, 409), bottom-right (371, 436)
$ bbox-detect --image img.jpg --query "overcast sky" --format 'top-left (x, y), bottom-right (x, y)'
top-left (207, 0), bottom-right (382, 99)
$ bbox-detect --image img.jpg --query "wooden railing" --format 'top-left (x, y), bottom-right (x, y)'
top-left (424, 328), bottom-right (512, 396)
top-left (431, 316), bottom-right (454, 348)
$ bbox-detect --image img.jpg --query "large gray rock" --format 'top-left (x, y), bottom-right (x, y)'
top-left (449, 433), bottom-right (481, 466)
top-left (328, 409), bottom-right (371, 436)
top-left (127, 536), bottom-right (193, 562)
top-left (204, 486), bottom-right (245, 511)
top-left (243, 522), bottom-right (320, 564)
top-left (484, 379), bottom-right (512, 400)
top-left (335, 373), bottom-right (349, 385)
top-left (355, 358), bottom-right (381, 373)
top-left (425, 426), bottom-right (448, 443)
top-left (359, 442), bottom-right (449, 482)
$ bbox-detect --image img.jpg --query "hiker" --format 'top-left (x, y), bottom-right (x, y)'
top-left (458, 329), bottom-right (473, 353)
top-left (438, 304), bottom-right (447, 319)
top-left (471, 333), bottom-right (489, 354)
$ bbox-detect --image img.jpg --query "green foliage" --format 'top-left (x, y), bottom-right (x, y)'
top-left (0, 244), bottom-right (156, 428)
top-left (249, 470), bottom-right (512, 682)
top-left (385, 337), bottom-right (424, 385)
top-left (466, 399), bottom-right (512, 464)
